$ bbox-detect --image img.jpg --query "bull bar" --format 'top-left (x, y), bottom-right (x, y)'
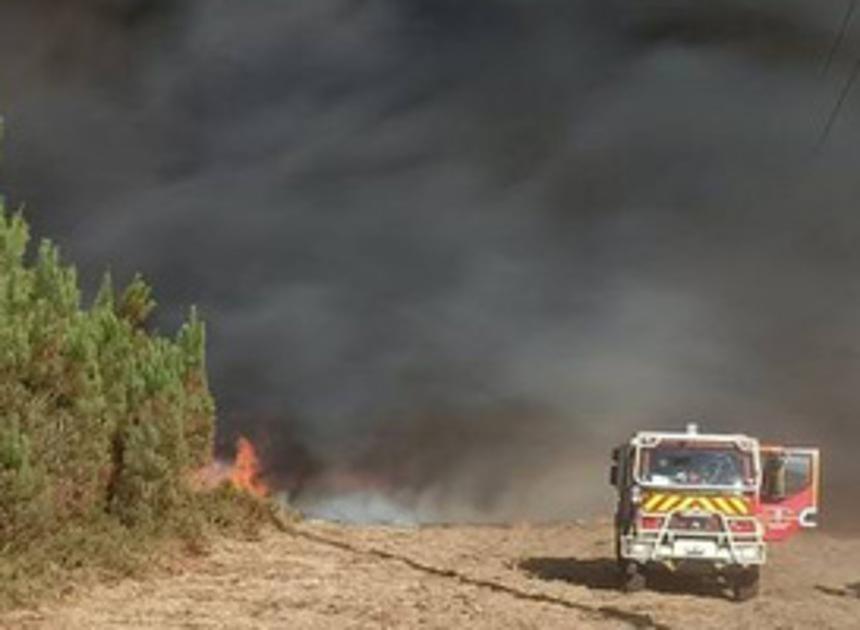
top-left (620, 510), bottom-right (766, 566)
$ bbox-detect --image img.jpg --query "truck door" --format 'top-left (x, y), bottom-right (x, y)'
top-left (759, 447), bottom-right (820, 542)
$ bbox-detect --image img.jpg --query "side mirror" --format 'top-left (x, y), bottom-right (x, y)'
top-left (609, 465), bottom-right (619, 487)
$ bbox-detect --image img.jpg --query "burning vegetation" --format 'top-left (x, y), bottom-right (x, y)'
top-left (230, 437), bottom-right (269, 498)
top-left (194, 436), bottom-right (270, 499)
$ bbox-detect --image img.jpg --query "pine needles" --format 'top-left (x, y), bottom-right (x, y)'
top-left (0, 205), bottom-right (255, 609)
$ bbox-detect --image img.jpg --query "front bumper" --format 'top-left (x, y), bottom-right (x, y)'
top-left (621, 520), bottom-right (766, 567)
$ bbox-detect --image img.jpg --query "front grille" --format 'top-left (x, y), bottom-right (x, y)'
top-left (668, 513), bottom-right (723, 532)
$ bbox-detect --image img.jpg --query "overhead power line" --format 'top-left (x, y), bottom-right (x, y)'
top-left (820, 56), bottom-right (860, 146)
top-left (819, 0), bottom-right (860, 146)
top-left (822, 0), bottom-right (857, 75)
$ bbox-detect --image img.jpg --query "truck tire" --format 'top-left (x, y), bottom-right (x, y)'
top-left (730, 566), bottom-right (760, 602)
top-left (620, 561), bottom-right (647, 593)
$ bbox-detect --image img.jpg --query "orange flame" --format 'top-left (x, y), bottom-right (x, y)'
top-left (230, 436), bottom-right (269, 497)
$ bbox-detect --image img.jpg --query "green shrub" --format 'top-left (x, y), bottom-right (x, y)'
top-left (0, 203), bottom-right (247, 607)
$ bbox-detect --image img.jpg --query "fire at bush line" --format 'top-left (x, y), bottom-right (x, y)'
top-left (610, 423), bottom-right (820, 601)
top-left (193, 436), bottom-right (270, 499)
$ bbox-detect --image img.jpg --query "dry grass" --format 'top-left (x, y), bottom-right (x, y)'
top-left (0, 484), bottom-right (295, 611)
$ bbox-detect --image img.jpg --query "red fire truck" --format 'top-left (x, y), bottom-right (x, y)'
top-left (609, 423), bottom-right (820, 600)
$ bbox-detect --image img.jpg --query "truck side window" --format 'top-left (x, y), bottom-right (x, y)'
top-left (783, 454), bottom-right (812, 496)
top-left (761, 453), bottom-right (786, 501)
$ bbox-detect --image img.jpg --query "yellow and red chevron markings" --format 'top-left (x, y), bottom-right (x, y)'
top-left (643, 493), bottom-right (750, 516)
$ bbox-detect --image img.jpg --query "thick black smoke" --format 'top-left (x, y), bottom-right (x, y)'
top-left (1, 0), bottom-right (859, 527)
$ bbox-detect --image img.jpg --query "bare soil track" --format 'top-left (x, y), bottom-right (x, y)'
top-left (3, 521), bottom-right (859, 629)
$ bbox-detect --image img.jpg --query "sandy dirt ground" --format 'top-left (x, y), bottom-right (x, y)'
top-left (2, 520), bottom-right (859, 630)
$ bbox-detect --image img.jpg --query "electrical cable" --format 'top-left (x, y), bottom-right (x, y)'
top-left (822, 0), bottom-right (857, 75)
top-left (819, 56), bottom-right (860, 146)
top-left (819, 0), bottom-right (860, 145)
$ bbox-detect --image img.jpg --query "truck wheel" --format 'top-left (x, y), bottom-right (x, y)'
top-left (620, 561), bottom-right (647, 593)
top-left (730, 567), bottom-right (760, 602)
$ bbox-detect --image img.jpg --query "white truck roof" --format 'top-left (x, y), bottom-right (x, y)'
top-left (629, 423), bottom-right (760, 452)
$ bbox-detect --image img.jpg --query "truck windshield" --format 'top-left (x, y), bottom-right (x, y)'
top-left (639, 443), bottom-right (753, 488)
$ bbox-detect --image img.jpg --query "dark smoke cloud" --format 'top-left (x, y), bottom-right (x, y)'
top-left (1, 0), bottom-right (860, 527)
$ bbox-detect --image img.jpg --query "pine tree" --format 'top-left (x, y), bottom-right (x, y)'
top-left (0, 203), bottom-right (216, 540)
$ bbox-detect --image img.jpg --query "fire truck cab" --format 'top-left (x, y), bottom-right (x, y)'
top-left (609, 423), bottom-right (820, 601)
